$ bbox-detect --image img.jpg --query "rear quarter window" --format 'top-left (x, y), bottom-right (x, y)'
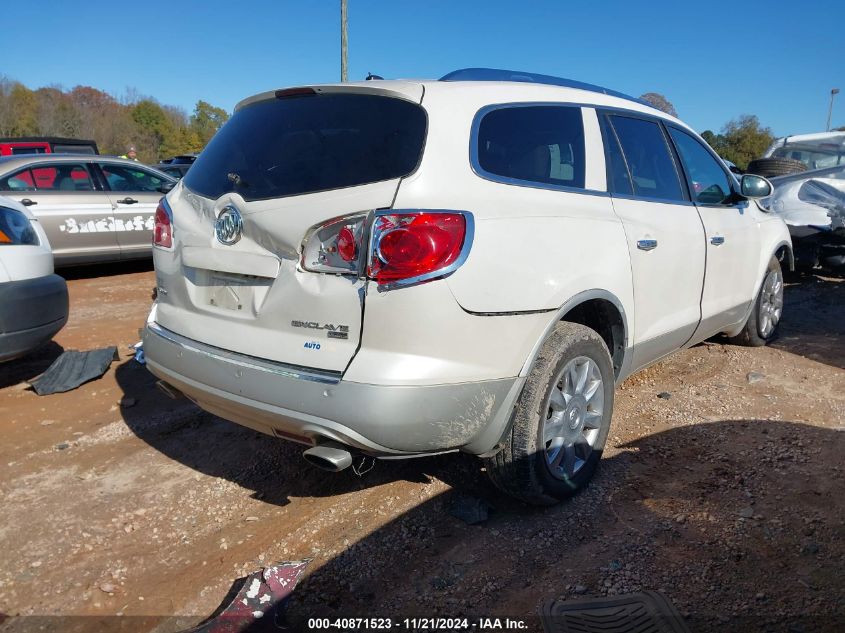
top-left (474, 105), bottom-right (586, 190)
top-left (183, 93), bottom-right (427, 201)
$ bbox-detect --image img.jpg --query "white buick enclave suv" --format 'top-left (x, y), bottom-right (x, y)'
top-left (143, 68), bottom-right (791, 504)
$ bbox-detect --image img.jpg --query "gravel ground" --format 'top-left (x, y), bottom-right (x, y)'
top-left (0, 263), bottom-right (843, 633)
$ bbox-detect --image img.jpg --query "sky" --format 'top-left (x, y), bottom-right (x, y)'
top-left (4, 0), bottom-right (844, 137)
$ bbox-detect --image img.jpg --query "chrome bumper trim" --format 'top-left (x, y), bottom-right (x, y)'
top-left (146, 321), bottom-right (342, 385)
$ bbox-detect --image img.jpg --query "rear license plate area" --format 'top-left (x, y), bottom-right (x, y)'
top-left (206, 271), bottom-right (271, 312)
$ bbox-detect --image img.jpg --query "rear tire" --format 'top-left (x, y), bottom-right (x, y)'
top-left (484, 322), bottom-right (615, 505)
top-left (729, 256), bottom-right (784, 347)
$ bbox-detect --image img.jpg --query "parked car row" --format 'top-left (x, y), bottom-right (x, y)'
top-left (0, 152), bottom-right (180, 362)
top-left (0, 155), bottom-right (176, 266)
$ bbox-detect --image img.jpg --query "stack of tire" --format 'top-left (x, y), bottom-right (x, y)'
top-left (745, 157), bottom-right (807, 179)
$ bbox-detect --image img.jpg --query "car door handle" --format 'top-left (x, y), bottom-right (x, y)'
top-left (637, 239), bottom-right (658, 251)
top-left (19, 198), bottom-right (37, 206)
top-left (116, 197), bottom-right (138, 205)
top-left (710, 236), bottom-right (725, 246)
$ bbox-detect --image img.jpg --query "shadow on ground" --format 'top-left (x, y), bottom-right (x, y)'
top-left (772, 271), bottom-right (845, 369)
top-left (59, 258), bottom-right (154, 281)
top-left (115, 359), bottom-right (480, 508)
top-left (283, 420), bottom-right (844, 632)
top-left (0, 341), bottom-right (64, 390)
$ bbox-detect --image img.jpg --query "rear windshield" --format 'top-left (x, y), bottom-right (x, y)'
top-left (52, 144), bottom-right (96, 154)
top-left (184, 92), bottom-right (427, 201)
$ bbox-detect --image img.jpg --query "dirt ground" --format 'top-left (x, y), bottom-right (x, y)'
top-left (0, 262), bottom-right (843, 632)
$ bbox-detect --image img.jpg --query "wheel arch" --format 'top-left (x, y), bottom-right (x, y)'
top-left (519, 289), bottom-right (629, 382)
top-left (774, 239), bottom-right (795, 272)
top-left (466, 289), bottom-right (629, 457)
top-left (751, 239), bottom-right (793, 308)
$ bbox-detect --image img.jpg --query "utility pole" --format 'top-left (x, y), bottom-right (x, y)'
top-left (827, 88), bottom-right (839, 131)
top-left (340, 0), bottom-right (348, 82)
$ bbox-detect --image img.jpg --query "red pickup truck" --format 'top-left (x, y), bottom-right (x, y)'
top-left (0, 137), bottom-right (99, 156)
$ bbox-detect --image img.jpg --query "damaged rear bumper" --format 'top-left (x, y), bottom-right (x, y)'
top-left (142, 319), bottom-right (520, 456)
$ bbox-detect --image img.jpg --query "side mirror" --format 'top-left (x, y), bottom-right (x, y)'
top-left (158, 181), bottom-right (176, 194)
top-left (740, 174), bottom-right (772, 199)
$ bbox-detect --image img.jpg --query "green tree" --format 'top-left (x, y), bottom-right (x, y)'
top-left (712, 115), bottom-right (774, 170)
top-left (700, 130), bottom-right (717, 146)
top-left (0, 83), bottom-right (38, 136)
top-left (131, 99), bottom-right (175, 160)
top-left (639, 92), bottom-right (678, 117)
top-left (190, 100), bottom-right (229, 146)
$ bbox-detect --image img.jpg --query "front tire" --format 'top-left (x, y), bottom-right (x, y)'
top-left (729, 256), bottom-right (784, 347)
top-left (484, 322), bottom-right (615, 505)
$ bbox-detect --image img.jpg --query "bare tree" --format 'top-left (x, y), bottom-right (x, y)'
top-left (639, 92), bottom-right (678, 117)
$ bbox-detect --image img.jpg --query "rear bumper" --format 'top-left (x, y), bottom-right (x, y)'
top-left (0, 274), bottom-right (68, 362)
top-left (143, 321), bottom-right (520, 455)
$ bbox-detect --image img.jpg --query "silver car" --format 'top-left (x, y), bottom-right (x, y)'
top-left (0, 155), bottom-right (176, 266)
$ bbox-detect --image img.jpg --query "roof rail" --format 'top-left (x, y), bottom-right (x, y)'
top-left (439, 68), bottom-right (648, 107)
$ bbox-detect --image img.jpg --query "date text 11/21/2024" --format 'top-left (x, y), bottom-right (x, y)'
top-left (306, 617), bottom-right (529, 630)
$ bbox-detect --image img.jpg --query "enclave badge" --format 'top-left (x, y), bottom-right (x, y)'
top-left (291, 320), bottom-right (350, 339)
top-left (215, 205), bottom-right (243, 245)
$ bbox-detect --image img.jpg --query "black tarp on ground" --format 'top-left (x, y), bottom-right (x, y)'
top-left (29, 347), bottom-right (118, 395)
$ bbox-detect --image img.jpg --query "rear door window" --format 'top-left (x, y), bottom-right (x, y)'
top-left (22, 163), bottom-right (95, 191)
top-left (183, 93), bottom-right (427, 201)
top-left (607, 115), bottom-right (685, 202)
top-left (53, 144), bottom-right (96, 154)
top-left (99, 163), bottom-right (165, 192)
top-left (475, 105), bottom-right (585, 189)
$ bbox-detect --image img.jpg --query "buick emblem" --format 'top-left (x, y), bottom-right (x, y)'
top-left (215, 205), bottom-right (243, 245)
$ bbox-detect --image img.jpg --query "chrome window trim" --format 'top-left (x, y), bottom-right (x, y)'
top-left (369, 209), bottom-right (475, 292)
top-left (147, 321), bottom-right (342, 384)
top-left (469, 102), bottom-right (610, 199)
top-left (609, 192), bottom-right (696, 207)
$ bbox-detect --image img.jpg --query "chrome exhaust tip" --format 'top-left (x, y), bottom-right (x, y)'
top-left (303, 442), bottom-right (353, 472)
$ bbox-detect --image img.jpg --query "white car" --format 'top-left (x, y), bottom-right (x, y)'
top-left (142, 68), bottom-right (792, 504)
top-left (0, 196), bottom-right (68, 361)
top-left (763, 165), bottom-right (845, 270)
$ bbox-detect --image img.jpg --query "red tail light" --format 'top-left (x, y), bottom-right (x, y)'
top-left (301, 214), bottom-right (367, 274)
top-left (336, 226), bottom-right (357, 262)
top-left (368, 211), bottom-right (472, 286)
top-left (153, 199), bottom-right (173, 248)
